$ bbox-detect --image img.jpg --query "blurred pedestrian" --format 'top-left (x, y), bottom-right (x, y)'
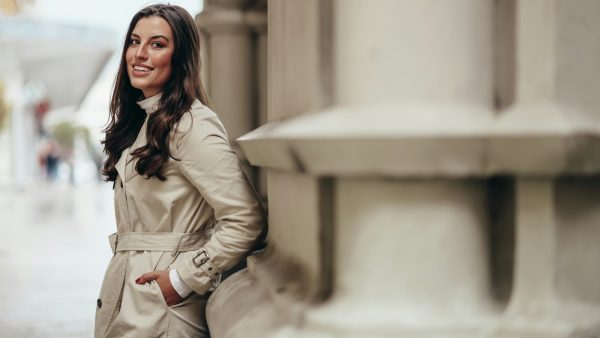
top-left (95, 4), bottom-right (266, 337)
top-left (37, 136), bottom-right (61, 181)
top-left (45, 138), bottom-right (60, 180)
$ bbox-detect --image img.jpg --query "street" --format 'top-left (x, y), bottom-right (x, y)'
top-left (0, 182), bottom-right (115, 337)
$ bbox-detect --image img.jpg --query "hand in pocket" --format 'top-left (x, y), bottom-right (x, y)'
top-left (136, 270), bottom-right (183, 306)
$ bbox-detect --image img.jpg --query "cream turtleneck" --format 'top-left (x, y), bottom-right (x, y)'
top-left (136, 93), bottom-right (162, 114)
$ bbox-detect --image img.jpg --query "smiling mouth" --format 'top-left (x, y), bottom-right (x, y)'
top-left (133, 65), bottom-right (153, 72)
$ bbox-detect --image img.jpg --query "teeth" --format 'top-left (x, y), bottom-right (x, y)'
top-left (133, 66), bottom-right (151, 71)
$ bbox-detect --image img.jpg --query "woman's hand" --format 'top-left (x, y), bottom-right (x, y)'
top-left (136, 270), bottom-right (183, 306)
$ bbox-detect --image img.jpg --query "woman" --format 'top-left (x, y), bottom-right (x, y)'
top-left (95, 4), bottom-right (265, 338)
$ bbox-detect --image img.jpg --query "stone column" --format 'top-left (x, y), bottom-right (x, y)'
top-left (493, 1), bottom-right (600, 336)
top-left (209, 0), bottom-right (600, 337)
top-left (247, 0), bottom-right (268, 195)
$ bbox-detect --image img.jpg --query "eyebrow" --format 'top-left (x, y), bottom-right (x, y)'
top-left (130, 33), bottom-right (170, 42)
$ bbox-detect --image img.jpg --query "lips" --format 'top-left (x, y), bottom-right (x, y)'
top-left (130, 64), bottom-right (154, 77)
top-left (133, 65), bottom-right (153, 72)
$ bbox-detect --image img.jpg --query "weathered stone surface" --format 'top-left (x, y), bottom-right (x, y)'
top-left (205, 0), bottom-right (600, 337)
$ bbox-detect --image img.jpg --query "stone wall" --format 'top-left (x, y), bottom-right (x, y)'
top-left (201, 0), bottom-right (600, 337)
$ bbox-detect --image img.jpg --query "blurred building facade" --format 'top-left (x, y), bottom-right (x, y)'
top-left (198, 0), bottom-right (600, 337)
top-left (0, 0), bottom-right (35, 15)
top-left (0, 0), bottom-right (113, 186)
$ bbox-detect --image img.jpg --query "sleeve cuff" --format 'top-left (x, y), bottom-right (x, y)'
top-left (169, 269), bottom-right (193, 298)
top-left (172, 250), bottom-right (220, 295)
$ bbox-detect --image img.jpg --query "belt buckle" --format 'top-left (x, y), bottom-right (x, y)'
top-left (192, 250), bottom-right (210, 268)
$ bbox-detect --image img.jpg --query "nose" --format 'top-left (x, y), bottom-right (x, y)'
top-left (135, 44), bottom-right (148, 60)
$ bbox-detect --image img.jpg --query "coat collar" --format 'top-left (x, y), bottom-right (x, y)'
top-left (137, 93), bottom-right (162, 114)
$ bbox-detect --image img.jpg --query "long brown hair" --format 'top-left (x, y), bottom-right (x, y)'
top-left (101, 4), bottom-right (209, 182)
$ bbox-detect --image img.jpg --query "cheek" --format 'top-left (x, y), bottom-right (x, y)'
top-left (162, 64), bottom-right (172, 79)
top-left (125, 49), bottom-right (135, 64)
top-left (156, 53), bottom-right (173, 79)
top-left (155, 52), bottom-right (173, 69)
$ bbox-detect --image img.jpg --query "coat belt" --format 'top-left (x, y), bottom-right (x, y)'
top-left (108, 232), bottom-right (207, 254)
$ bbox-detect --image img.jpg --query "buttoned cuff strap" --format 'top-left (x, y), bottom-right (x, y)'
top-left (192, 250), bottom-right (221, 280)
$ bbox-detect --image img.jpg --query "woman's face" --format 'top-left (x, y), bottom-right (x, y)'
top-left (126, 16), bottom-right (174, 98)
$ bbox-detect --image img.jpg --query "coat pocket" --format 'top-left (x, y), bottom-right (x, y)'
top-left (148, 280), bottom-right (169, 309)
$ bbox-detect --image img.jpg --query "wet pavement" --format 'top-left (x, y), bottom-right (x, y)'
top-left (0, 182), bottom-right (115, 338)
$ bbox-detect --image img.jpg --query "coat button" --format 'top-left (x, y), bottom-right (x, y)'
top-left (97, 299), bottom-right (102, 308)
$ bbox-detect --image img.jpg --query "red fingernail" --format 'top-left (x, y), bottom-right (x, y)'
top-left (135, 278), bottom-right (141, 283)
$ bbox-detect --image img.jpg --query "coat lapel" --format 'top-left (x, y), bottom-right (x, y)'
top-left (115, 148), bottom-right (128, 183)
top-left (123, 122), bottom-right (148, 183)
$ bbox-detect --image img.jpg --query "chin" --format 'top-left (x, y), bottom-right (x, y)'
top-left (130, 80), bottom-right (147, 92)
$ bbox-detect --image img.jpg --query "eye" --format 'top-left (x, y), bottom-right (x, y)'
top-left (151, 41), bottom-right (165, 49)
top-left (128, 38), bottom-right (140, 46)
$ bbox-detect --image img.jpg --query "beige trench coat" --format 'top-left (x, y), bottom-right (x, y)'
top-left (95, 94), bottom-right (265, 338)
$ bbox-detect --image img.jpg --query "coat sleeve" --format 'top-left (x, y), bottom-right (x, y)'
top-left (170, 107), bottom-right (266, 295)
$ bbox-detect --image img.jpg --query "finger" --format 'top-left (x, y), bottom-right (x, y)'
top-left (136, 273), bottom-right (153, 284)
top-left (136, 272), bottom-right (157, 284)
